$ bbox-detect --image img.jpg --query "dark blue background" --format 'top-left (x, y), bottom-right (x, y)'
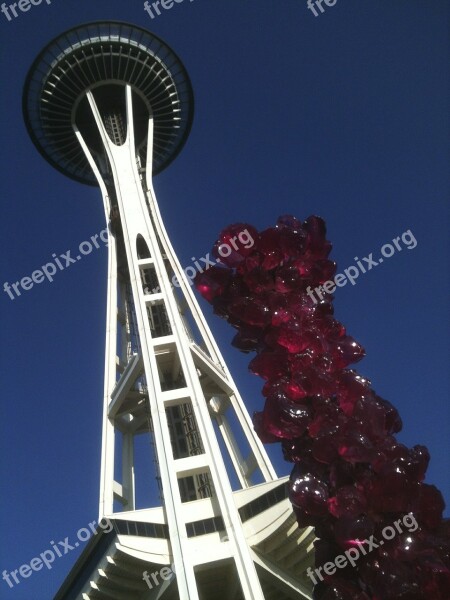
top-left (0, 1), bottom-right (448, 598)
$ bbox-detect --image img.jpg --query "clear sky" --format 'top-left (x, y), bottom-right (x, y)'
top-left (0, 1), bottom-right (448, 598)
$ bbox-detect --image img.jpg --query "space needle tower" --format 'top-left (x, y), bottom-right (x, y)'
top-left (23, 22), bottom-right (314, 600)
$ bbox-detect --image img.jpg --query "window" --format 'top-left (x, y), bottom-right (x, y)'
top-left (238, 482), bottom-right (288, 522)
top-left (137, 235), bottom-right (151, 259)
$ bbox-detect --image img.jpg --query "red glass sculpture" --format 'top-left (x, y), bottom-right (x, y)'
top-left (195, 216), bottom-right (450, 600)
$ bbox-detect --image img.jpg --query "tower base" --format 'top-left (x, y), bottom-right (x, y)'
top-left (54, 478), bottom-right (314, 600)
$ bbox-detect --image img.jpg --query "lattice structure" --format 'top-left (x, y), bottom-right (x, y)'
top-left (23, 22), bottom-right (315, 600)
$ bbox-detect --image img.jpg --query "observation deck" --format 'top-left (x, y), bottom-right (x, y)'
top-left (23, 22), bottom-right (194, 185)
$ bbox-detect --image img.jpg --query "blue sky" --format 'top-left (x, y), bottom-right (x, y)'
top-left (0, 1), bottom-right (448, 598)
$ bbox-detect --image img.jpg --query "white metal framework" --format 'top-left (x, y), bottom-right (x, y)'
top-left (23, 23), bottom-right (314, 600)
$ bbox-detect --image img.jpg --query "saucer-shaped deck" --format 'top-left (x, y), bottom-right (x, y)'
top-left (23, 22), bottom-right (194, 185)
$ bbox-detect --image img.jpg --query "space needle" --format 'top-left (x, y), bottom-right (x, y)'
top-left (23, 22), bottom-right (315, 600)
